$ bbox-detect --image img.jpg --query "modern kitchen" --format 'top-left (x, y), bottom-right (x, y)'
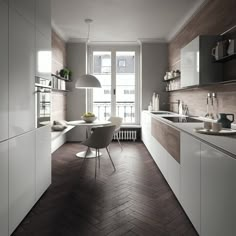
top-left (1, 0), bottom-right (236, 235)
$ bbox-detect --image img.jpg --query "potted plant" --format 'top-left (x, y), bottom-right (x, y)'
top-left (59, 68), bottom-right (72, 80)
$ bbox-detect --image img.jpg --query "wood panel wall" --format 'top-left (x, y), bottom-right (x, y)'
top-left (168, 0), bottom-right (236, 122)
top-left (51, 30), bottom-right (67, 122)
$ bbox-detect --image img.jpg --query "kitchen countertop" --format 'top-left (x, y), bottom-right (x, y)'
top-left (143, 110), bottom-right (236, 158)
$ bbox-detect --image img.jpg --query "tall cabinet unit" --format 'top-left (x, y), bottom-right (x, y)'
top-left (0, 141), bottom-right (9, 236)
top-left (36, 125), bottom-right (51, 201)
top-left (0, 0), bottom-right (9, 142)
top-left (9, 6), bottom-right (35, 138)
top-left (9, 131), bottom-right (36, 234)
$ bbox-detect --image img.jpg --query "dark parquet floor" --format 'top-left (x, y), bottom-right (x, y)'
top-left (13, 141), bottom-right (198, 236)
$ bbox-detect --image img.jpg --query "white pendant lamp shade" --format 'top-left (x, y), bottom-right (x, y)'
top-left (75, 74), bottom-right (101, 88)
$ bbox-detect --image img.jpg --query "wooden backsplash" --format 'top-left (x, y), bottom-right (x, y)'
top-left (51, 30), bottom-right (67, 122)
top-left (168, 0), bottom-right (236, 121)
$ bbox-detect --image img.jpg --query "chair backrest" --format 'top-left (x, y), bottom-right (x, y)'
top-left (82, 125), bottom-right (116, 149)
top-left (108, 117), bottom-right (123, 131)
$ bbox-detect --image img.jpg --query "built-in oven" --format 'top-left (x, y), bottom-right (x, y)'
top-left (35, 76), bottom-right (51, 128)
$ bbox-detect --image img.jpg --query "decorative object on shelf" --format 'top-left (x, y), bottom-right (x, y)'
top-left (164, 70), bottom-right (181, 91)
top-left (212, 40), bottom-right (229, 60)
top-left (227, 39), bottom-right (236, 55)
top-left (81, 112), bottom-right (97, 123)
top-left (59, 68), bottom-right (72, 80)
top-left (51, 73), bottom-right (70, 92)
top-left (217, 113), bottom-right (234, 128)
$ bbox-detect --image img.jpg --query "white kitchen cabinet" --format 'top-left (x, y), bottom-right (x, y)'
top-left (0, 0), bottom-right (8, 142)
top-left (36, 30), bottom-right (52, 80)
top-left (36, 0), bottom-right (51, 39)
top-left (9, 0), bottom-right (35, 25)
top-left (201, 143), bottom-right (236, 236)
top-left (181, 36), bottom-right (222, 88)
top-left (9, 131), bottom-right (36, 234)
top-left (166, 152), bottom-right (180, 200)
top-left (9, 8), bottom-right (35, 138)
top-left (36, 125), bottom-right (51, 201)
top-left (0, 141), bottom-right (9, 236)
top-left (180, 133), bottom-right (201, 234)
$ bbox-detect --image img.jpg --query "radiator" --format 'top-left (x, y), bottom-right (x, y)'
top-left (113, 130), bottom-right (137, 141)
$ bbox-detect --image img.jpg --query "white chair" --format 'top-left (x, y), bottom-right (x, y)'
top-left (108, 116), bottom-right (123, 150)
top-left (81, 125), bottom-right (116, 177)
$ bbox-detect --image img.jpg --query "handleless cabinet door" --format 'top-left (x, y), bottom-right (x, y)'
top-left (9, 0), bottom-right (35, 25)
top-left (180, 133), bottom-right (201, 234)
top-left (9, 8), bottom-right (35, 138)
top-left (0, 141), bottom-right (9, 236)
top-left (36, 125), bottom-right (51, 201)
top-left (9, 131), bottom-right (36, 234)
top-left (36, 0), bottom-right (51, 39)
top-left (0, 0), bottom-right (9, 142)
top-left (36, 30), bottom-right (52, 80)
top-left (201, 144), bottom-right (236, 236)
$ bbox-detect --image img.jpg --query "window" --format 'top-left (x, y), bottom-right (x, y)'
top-left (88, 45), bottom-right (140, 124)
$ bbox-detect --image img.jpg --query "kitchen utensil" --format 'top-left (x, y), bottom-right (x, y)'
top-left (212, 122), bottom-right (222, 132)
top-left (217, 113), bottom-right (234, 128)
top-left (227, 39), bottom-right (236, 55)
top-left (204, 121), bottom-right (212, 131)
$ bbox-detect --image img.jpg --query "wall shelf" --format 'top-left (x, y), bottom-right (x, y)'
top-left (213, 53), bottom-right (236, 63)
top-left (51, 73), bottom-right (72, 82)
top-left (52, 88), bottom-right (69, 93)
top-left (163, 75), bottom-right (180, 82)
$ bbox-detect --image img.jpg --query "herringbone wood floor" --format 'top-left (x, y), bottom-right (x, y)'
top-left (13, 142), bottom-right (198, 236)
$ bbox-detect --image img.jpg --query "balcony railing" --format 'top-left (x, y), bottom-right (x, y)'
top-left (93, 101), bottom-right (135, 123)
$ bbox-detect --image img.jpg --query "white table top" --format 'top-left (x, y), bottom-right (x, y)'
top-left (67, 120), bottom-right (111, 126)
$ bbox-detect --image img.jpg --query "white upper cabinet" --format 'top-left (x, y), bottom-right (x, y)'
top-left (0, 141), bottom-right (9, 236)
top-left (36, 30), bottom-right (52, 80)
top-left (0, 0), bottom-right (9, 142)
top-left (36, 0), bottom-right (51, 39)
top-left (36, 125), bottom-right (51, 201)
top-left (180, 133), bottom-right (201, 234)
top-left (181, 36), bottom-right (223, 88)
top-left (201, 143), bottom-right (236, 236)
top-left (9, 8), bottom-right (35, 138)
top-left (9, 0), bottom-right (35, 25)
top-left (9, 131), bottom-right (36, 235)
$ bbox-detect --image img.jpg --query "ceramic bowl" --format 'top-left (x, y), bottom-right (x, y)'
top-left (81, 116), bottom-right (97, 123)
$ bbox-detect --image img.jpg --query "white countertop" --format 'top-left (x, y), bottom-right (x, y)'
top-left (143, 110), bottom-right (236, 158)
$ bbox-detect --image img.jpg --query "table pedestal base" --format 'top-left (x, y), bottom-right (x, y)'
top-left (76, 148), bottom-right (102, 158)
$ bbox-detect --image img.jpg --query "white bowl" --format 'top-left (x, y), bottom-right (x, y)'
top-left (81, 116), bottom-right (97, 123)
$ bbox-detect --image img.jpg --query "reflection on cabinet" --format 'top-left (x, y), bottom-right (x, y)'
top-left (0, 0), bottom-right (9, 142)
top-left (36, 0), bottom-right (51, 39)
top-left (201, 143), bottom-right (236, 236)
top-left (36, 30), bottom-right (51, 80)
top-left (9, 0), bottom-right (35, 25)
top-left (180, 133), bottom-right (201, 234)
top-left (36, 125), bottom-right (51, 201)
top-left (9, 8), bottom-right (35, 138)
top-left (181, 36), bottom-right (223, 88)
top-left (9, 131), bottom-right (36, 234)
top-left (0, 141), bottom-right (9, 236)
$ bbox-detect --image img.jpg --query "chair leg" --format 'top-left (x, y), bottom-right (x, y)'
top-left (98, 149), bottom-right (100, 168)
top-left (95, 149), bottom-right (97, 178)
top-left (106, 147), bottom-right (116, 171)
top-left (116, 133), bottom-right (123, 151)
top-left (81, 147), bottom-right (89, 168)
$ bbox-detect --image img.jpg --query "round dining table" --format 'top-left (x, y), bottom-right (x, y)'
top-left (66, 120), bottom-right (111, 158)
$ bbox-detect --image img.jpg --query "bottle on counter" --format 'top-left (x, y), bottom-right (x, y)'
top-left (155, 94), bottom-right (159, 111)
top-left (152, 93), bottom-right (156, 111)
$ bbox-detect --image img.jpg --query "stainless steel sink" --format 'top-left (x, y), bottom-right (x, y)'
top-left (151, 111), bottom-right (173, 115)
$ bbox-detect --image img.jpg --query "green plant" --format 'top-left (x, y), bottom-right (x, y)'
top-left (59, 68), bottom-right (71, 78)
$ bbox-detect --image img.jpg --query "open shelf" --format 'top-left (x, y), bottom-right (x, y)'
top-left (51, 73), bottom-right (72, 82)
top-left (52, 88), bottom-right (69, 93)
top-left (163, 75), bottom-right (180, 82)
top-left (213, 53), bottom-right (236, 63)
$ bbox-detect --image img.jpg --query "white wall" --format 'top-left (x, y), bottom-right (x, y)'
top-left (141, 42), bottom-right (168, 110)
top-left (66, 42), bottom-right (87, 141)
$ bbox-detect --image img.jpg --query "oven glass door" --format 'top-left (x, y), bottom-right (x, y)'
top-left (35, 87), bottom-right (51, 128)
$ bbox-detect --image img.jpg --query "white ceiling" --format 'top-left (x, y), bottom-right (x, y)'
top-left (51, 0), bottom-right (206, 43)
